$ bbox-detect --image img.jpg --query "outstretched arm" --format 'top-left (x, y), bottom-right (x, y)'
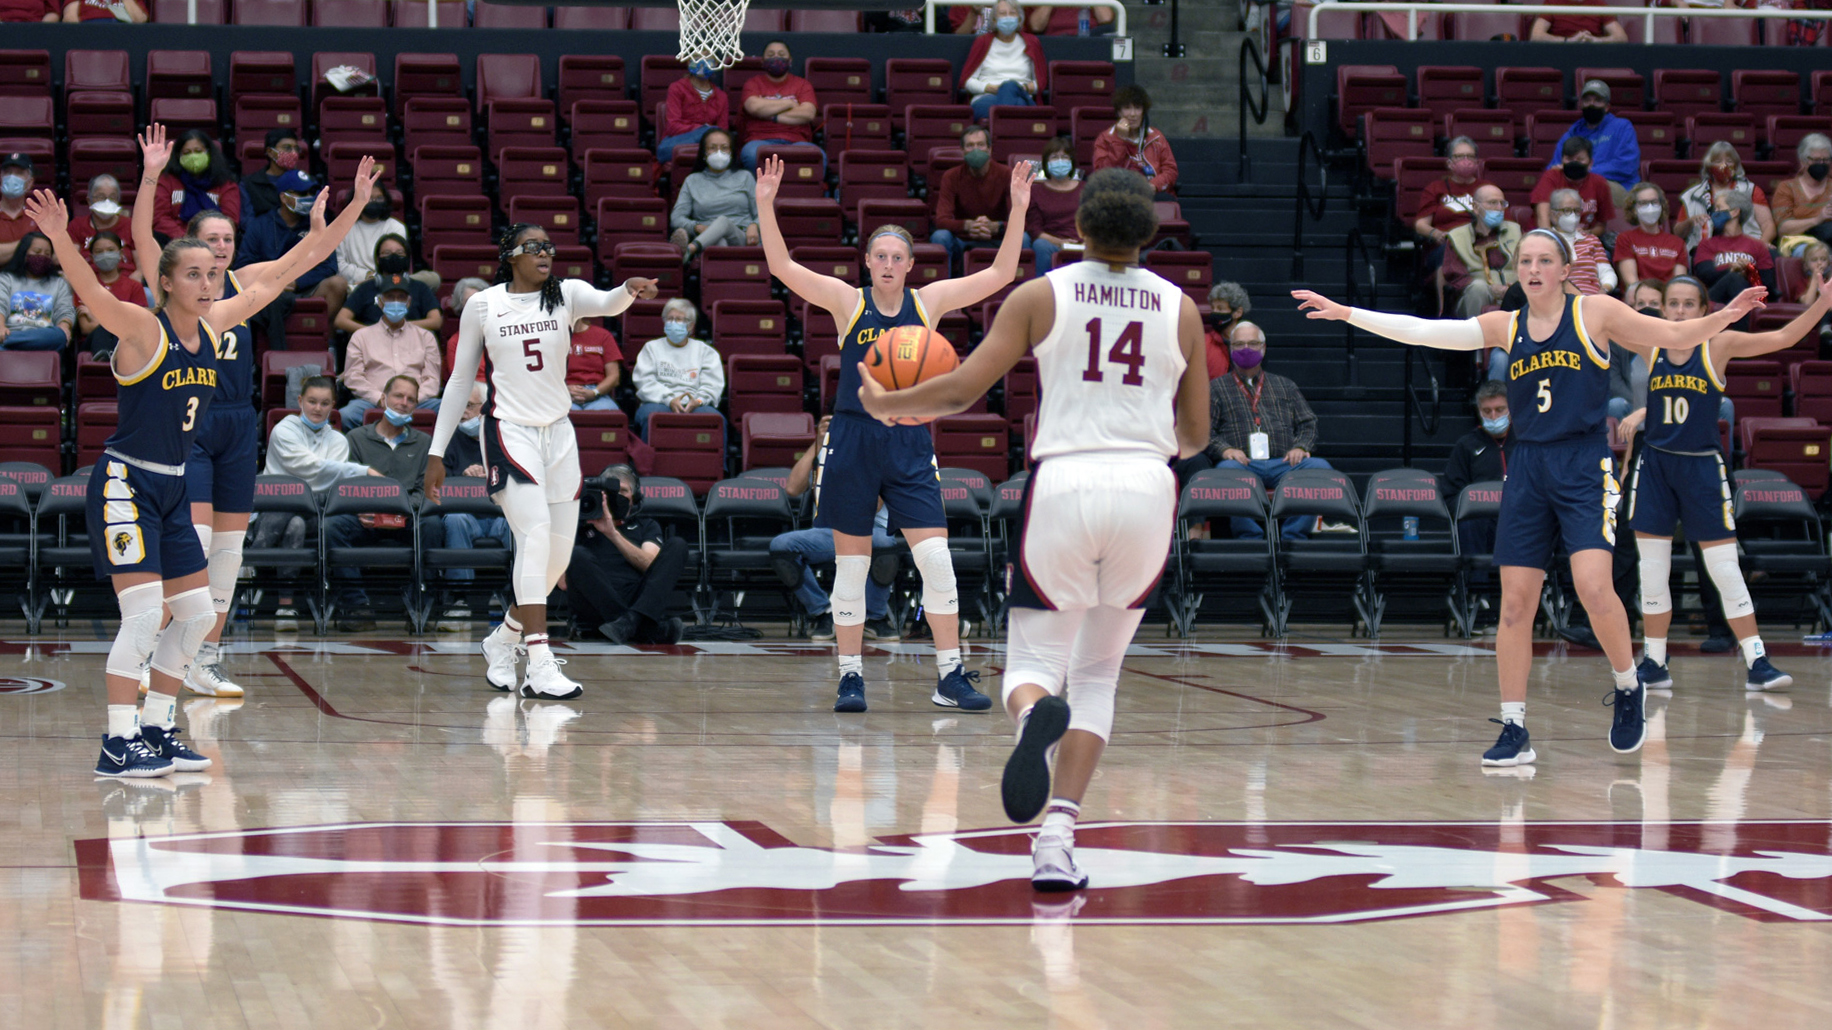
top-left (210, 158), bottom-right (381, 328)
top-left (860, 276), bottom-right (1051, 421)
top-left (25, 191), bottom-right (162, 363)
top-left (133, 125), bottom-right (172, 307)
top-left (754, 154), bottom-right (859, 318)
top-left (1292, 289), bottom-right (1512, 352)
top-left (1588, 288), bottom-right (1768, 360)
top-left (565, 276), bottom-right (660, 321)
top-left (917, 161), bottom-right (1036, 318)
top-left (1711, 276), bottom-right (1832, 370)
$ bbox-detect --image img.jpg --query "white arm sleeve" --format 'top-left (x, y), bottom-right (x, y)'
top-left (1346, 308), bottom-right (1489, 351)
top-left (427, 301), bottom-right (485, 458)
top-left (563, 278), bottom-right (639, 321)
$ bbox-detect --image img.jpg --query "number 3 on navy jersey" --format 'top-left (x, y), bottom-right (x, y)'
top-left (181, 396), bottom-right (198, 431)
top-left (1081, 318), bottom-right (1145, 386)
top-left (1536, 378), bottom-right (1552, 413)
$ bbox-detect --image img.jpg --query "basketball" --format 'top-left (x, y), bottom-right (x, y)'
top-left (864, 325), bottom-right (958, 425)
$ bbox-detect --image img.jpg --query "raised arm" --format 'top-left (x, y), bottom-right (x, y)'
top-left (133, 125), bottom-right (173, 307)
top-left (1292, 289), bottom-right (1512, 352)
top-left (1587, 287), bottom-right (1767, 360)
top-left (209, 158), bottom-right (380, 328)
top-left (1711, 276), bottom-right (1832, 369)
top-left (917, 161), bottom-right (1036, 318)
top-left (25, 191), bottom-right (163, 363)
top-left (860, 276), bottom-right (1051, 422)
top-left (754, 153), bottom-right (860, 317)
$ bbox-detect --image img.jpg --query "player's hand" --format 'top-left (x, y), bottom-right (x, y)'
top-left (1809, 274), bottom-right (1831, 311)
top-left (23, 190), bottom-right (66, 237)
top-left (855, 362), bottom-right (895, 424)
top-left (348, 155), bottom-right (381, 211)
top-left (1724, 285), bottom-right (1768, 321)
top-left (422, 457), bottom-right (445, 505)
top-left (1291, 289), bottom-right (1351, 321)
top-left (1009, 161), bottom-right (1035, 210)
top-left (307, 188), bottom-right (330, 233)
top-left (138, 124), bottom-right (172, 179)
top-left (755, 154), bottom-right (784, 206)
top-left (1615, 409), bottom-right (1645, 445)
top-left (623, 277), bottom-right (660, 300)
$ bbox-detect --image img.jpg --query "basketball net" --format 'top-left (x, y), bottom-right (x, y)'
top-left (677, 0), bottom-right (751, 70)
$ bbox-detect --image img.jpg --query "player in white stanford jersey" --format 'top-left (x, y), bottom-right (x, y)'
top-left (424, 224), bottom-right (658, 700)
top-left (861, 170), bottom-right (1211, 891)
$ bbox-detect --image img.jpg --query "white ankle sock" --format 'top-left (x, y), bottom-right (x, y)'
top-left (107, 704), bottom-right (139, 739)
top-left (1499, 701), bottom-right (1526, 727)
top-left (935, 648), bottom-right (962, 678)
top-left (838, 653), bottom-right (863, 677)
top-left (1644, 637), bottom-right (1666, 666)
top-left (1040, 799), bottom-right (1080, 839)
top-left (1613, 666), bottom-right (1637, 690)
top-left (524, 634), bottom-right (552, 664)
top-left (141, 691), bottom-right (177, 730)
top-left (1739, 635), bottom-right (1765, 668)
top-left (492, 619), bottom-right (523, 644)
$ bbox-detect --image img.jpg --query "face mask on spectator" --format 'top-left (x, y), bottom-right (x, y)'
top-left (1810, 162), bottom-right (1830, 182)
top-left (1447, 157), bottom-right (1478, 180)
top-left (459, 416), bottom-right (482, 437)
top-left (362, 201), bottom-right (391, 222)
top-left (286, 193), bottom-right (314, 215)
top-left (300, 411), bottom-right (328, 431)
top-left (382, 301), bottom-right (410, 324)
top-left (1556, 213), bottom-right (1581, 235)
top-left (664, 320), bottom-right (691, 344)
top-left (689, 60), bottom-right (715, 79)
top-left (1709, 164), bottom-right (1737, 186)
top-left (377, 253), bottom-right (409, 275)
top-left (90, 199), bottom-right (121, 219)
top-left (0, 175), bottom-right (24, 199)
top-left (1482, 209), bottom-right (1505, 229)
top-left (1229, 346), bottom-right (1263, 370)
top-left (1711, 210), bottom-right (1733, 235)
top-left (383, 407), bottom-right (414, 427)
top-left (1580, 106), bottom-right (1606, 126)
top-left (1481, 414), bottom-right (1510, 436)
top-left (1637, 306), bottom-right (1662, 318)
top-left (1047, 158), bottom-right (1073, 179)
top-left (92, 250), bottom-right (122, 272)
top-left (762, 57), bottom-right (790, 78)
top-left (706, 150), bottom-right (731, 171)
top-left (1635, 203), bottom-right (1662, 226)
top-left (179, 151), bottom-right (210, 175)
top-left (1561, 160), bottom-right (1588, 182)
top-left (963, 148), bottom-right (991, 171)
top-left (270, 148), bottom-right (299, 171)
top-left (996, 15), bottom-right (1020, 34)
top-left (23, 254), bottom-right (54, 278)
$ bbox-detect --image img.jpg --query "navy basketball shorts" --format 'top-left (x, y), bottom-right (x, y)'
top-left (185, 404), bottom-right (259, 513)
top-left (813, 413), bottom-right (946, 537)
top-left (1493, 437), bottom-right (1620, 570)
top-left (89, 458), bottom-right (208, 581)
top-left (1627, 447), bottom-right (1736, 542)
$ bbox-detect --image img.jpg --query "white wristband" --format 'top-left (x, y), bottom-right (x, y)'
top-left (1346, 308), bottom-right (1488, 352)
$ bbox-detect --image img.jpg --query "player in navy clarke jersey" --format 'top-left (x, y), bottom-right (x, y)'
top-left (1294, 229), bottom-right (1767, 768)
top-left (756, 153), bottom-right (1034, 714)
top-left (1621, 274), bottom-right (1832, 694)
top-left (861, 170), bottom-right (1211, 890)
top-left (24, 158), bottom-right (380, 777)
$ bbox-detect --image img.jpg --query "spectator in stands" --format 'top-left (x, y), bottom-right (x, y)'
top-left (1441, 379), bottom-right (1511, 567)
top-left (335, 190), bottom-right (409, 284)
top-left (1444, 185), bottom-right (1520, 319)
top-left (437, 382), bottom-right (513, 626)
top-left (658, 58), bottom-right (730, 164)
top-left (0, 152), bottom-right (41, 263)
top-left (64, 0), bottom-right (146, 22)
top-left (1679, 141), bottom-right (1777, 248)
top-left (1771, 133), bottom-right (1832, 247)
top-left (1094, 84), bottom-right (1178, 197)
top-left (0, 0), bottom-right (56, 21)
top-left (739, 41), bottom-right (822, 174)
top-left (330, 374), bottom-right (443, 632)
top-left (1203, 282), bottom-right (1245, 380)
top-left (258, 375), bottom-right (379, 631)
top-left (1614, 181), bottom-right (1688, 290)
top-left (76, 231), bottom-right (147, 355)
top-left (1205, 321), bottom-right (1331, 540)
top-left (239, 128), bottom-right (304, 222)
top-left (770, 415), bottom-right (899, 641)
top-left (670, 128), bottom-right (759, 262)
top-left (1528, 0), bottom-right (1627, 42)
top-left (961, 0), bottom-right (1044, 119)
top-left (237, 170), bottom-right (350, 328)
top-left (0, 232), bottom-right (74, 351)
top-left (1531, 136), bottom-right (1615, 235)
top-left (1546, 80), bottom-right (1639, 212)
top-left (68, 174), bottom-right (136, 277)
top-left (1627, 279), bottom-right (1665, 314)
top-left (1026, 137), bottom-right (1082, 272)
top-left (1026, 2), bottom-right (1114, 35)
top-left (633, 297), bottom-right (726, 448)
top-left (1691, 191), bottom-right (1775, 324)
top-left (928, 126), bottom-right (1021, 270)
top-left (568, 317), bottom-right (622, 411)
top-left (335, 234), bottom-right (442, 335)
top-left (566, 465), bottom-right (688, 646)
top-left (1548, 187), bottom-right (1616, 296)
top-left (443, 276), bottom-right (491, 380)
top-left (1799, 241), bottom-right (1830, 305)
top-left (1414, 137), bottom-right (1494, 252)
top-left (340, 272), bottom-right (443, 426)
top-left (152, 129), bottom-right (240, 243)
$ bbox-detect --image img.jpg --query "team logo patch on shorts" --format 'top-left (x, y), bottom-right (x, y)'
top-left (105, 524), bottom-right (146, 566)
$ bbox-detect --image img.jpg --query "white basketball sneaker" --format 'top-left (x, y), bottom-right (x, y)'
top-left (1031, 831), bottom-right (1088, 892)
top-left (482, 630), bottom-right (521, 692)
top-left (519, 654), bottom-right (583, 701)
top-left (184, 656), bottom-right (245, 698)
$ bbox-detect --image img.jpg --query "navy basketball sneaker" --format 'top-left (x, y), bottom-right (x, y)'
top-left (1606, 678), bottom-right (1648, 754)
top-left (1746, 656), bottom-right (1792, 692)
top-left (833, 671), bottom-right (867, 713)
top-left (95, 733), bottom-right (174, 778)
top-left (1636, 656), bottom-right (1673, 690)
top-left (139, 724), bottom-right (212, 772)
top-left (933, 668), bottom-right (991, 711)
top-left (1480, 719), bottom-right (1536, 767)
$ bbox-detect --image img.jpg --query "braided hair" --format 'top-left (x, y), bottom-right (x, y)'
top-left (496, 223), bottom-right (564, 314)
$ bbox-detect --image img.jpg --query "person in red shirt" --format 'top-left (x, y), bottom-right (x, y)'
top-left (0, 152), bottom-right (40, 264)
top-left (1092, 84), bottom-right (1178, 197)
top-left (1692, 191), bottom-right (1775, 327)
top-left (76, 230), bottom-right (147, 355)
top-left (68, 173), bottom-right (137, 278)
top-left (63, 0), bottom-right (146, 20)
top-left (659, 59), bottom-right (730, 164)
top-left (927, 125), bottom-right (1017, 271)
top-left (1025, 3), bottom-right (1115, 35)
top-left (568, 317), bottom-right (623, 411)
top-left (1414, 137), bottom-right (1496, 270)
top-left (1531, 136), bottom-right (1616, 233)
top-left (0, 0), bottom-right (56, 22)
top-left (1529, 0), bottom-right (1627, 42)
top-left (1203, 282), bottom-right (1245, 381)
top-left (739, 40), bottom-right (823, 175)
top-left (151, 130), bottom-right (240, 242)
top-left (1614, 181), bottom-right (1687, 289)
top-left (444, 277), bottom-right (491, 384)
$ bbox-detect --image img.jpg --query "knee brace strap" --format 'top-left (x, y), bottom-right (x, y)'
top-left (106, 582), bottom-right (164, 680)
top-left (910, 536), bottom-right (959, 616)
top-left (1637, 536), bottom-right (1673, 615)
top-left (1701, 540), bottom-right (1754, 620)
top-left (831, 555), bottom-right (870, 626)
top-left (206, 529), bottom-right (245, 613)
top-left (151, 586), bottom-right (215, 680)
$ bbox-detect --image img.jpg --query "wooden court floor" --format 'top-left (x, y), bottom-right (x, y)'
top-left (6, 625), bottom-right (1832, 1029)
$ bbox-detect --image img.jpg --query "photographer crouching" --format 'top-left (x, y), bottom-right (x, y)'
top-left (565, 465), bottom-right (689, 645)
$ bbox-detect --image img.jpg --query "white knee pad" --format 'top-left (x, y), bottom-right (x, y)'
top-left (831, 555), bottom-right (870, 626)
top-left (206, 529), bottom-right (245, 613)
top-left (151, 586), bottom-right (215, 680)
top-left (1637, 536), bottom-right (1673, 615)
top-left (1066, 677), bottom-right (1118, 743)
top-left (106, 582), bottom-right (164, 680)
top-left (910, 536), bottom-right (959, 616)
top-left (1702, 540), bottom-right (1754, 620)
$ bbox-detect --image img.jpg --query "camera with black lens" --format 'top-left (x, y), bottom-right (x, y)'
top-left (580, 482), bottom-right (630, 525)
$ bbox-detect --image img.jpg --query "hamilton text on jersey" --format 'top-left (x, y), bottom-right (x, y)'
top-left (1071, 283), bottom-right (1165, 311)
top-left (1508, 348), bottom-right (1582, 380)
top-left (497, 319), bottom-right (562, 338)
top-left (162, 366), bottom-right (217, 390)
top-left (1648, 373), bottom-right (1710, 395)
